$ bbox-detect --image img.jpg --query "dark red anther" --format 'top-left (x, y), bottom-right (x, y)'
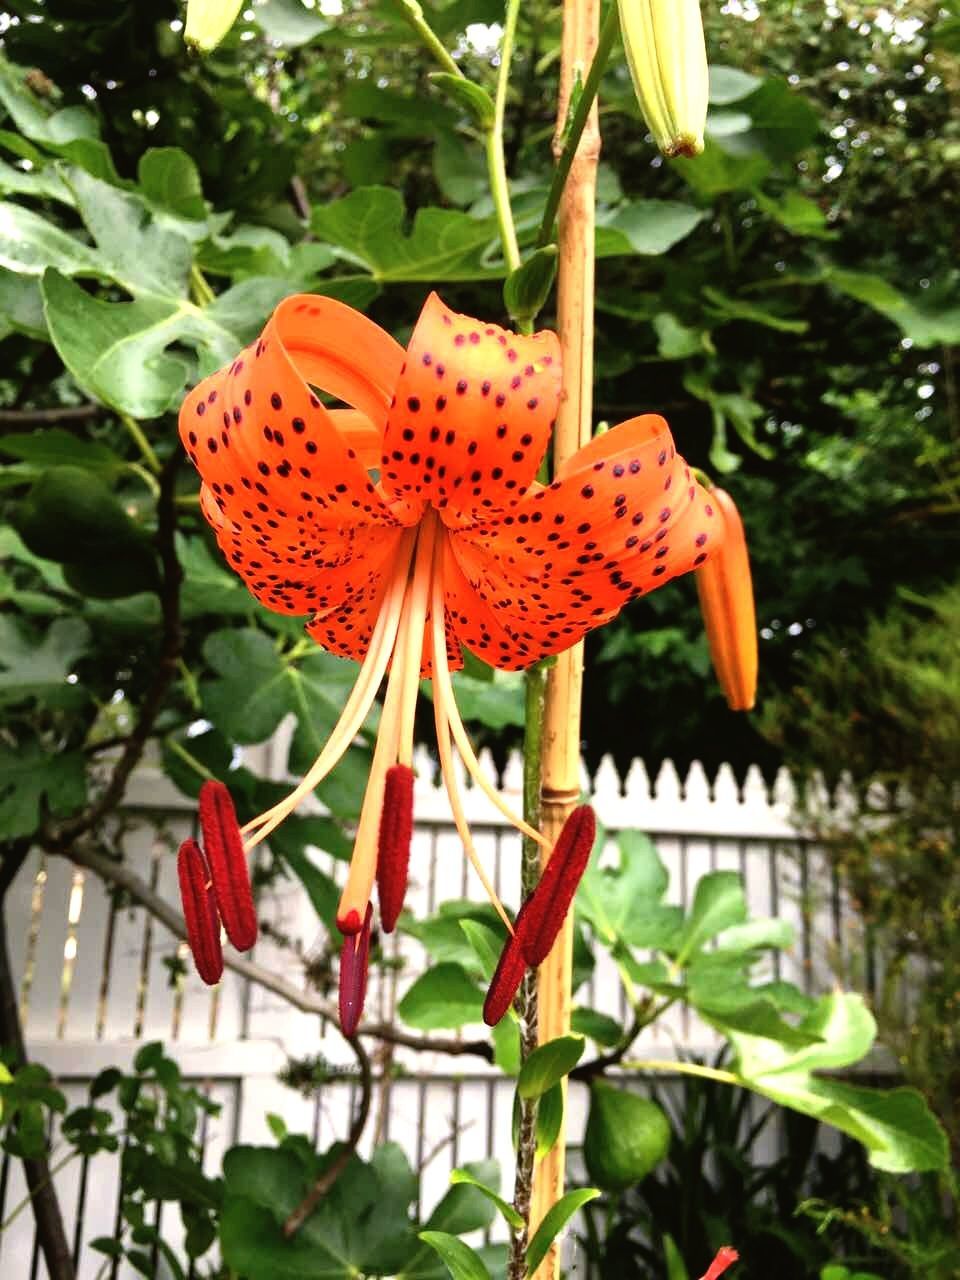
top-left (339, 903), bottom-right (373, 1037)
top-left (482, 928), bottom-right (526, 1027)
top-left (198, 779), bottom-right (258, 952)
top-left (700, 1247), bottom-right (739, 1280)
top-left (518, 805), bottom-right (596, 966)
top-left (177, 839), bottom-right (224, 986)
top-left (377, 764), bottom-right (415, 933)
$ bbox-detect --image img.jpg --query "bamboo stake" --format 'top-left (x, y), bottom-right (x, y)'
top-left (529, 0), bottom-right (601, 1272)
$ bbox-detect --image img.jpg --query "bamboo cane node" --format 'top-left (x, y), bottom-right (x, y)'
top-left (541, 785), bottom-right (581, 804)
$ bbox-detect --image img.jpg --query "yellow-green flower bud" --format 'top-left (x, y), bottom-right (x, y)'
top-left (617, 0), bottom-right (709, 158)
top-left (184, 0), bottom-right (245, 52)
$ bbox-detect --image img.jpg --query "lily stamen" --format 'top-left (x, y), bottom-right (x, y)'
top-left (240, 527), bottom-right (417, 849)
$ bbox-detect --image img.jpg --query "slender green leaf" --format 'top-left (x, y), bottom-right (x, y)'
top-left (524, 1189), bottom-right (600, 1276)
top-left (517, 1035), bottom-right (585, 1101)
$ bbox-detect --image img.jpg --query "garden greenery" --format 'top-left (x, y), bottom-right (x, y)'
top-left (0, 1), bottom-right (957, 1277)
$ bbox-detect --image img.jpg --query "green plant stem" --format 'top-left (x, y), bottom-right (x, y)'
top-left (507, 661), bottom-right (548, 1278)
top-left (119, 413), bottom-right (161, 475)
top-left (537, 0), bottom-right (619, 248)
top-left (165, 735), bottom-right (215, 782)
top-left (488, 0), bottom-right (523, 282)
top-left (126, 460), bottom-right (160, 498)
top-left (0, 1151), bottom-right (78, 1232)
top-left (620, 1059), bottom-right (742, 1087)
top-left (189, 264), bottom-right (215, 307)
top-left (176, 658), bottom-right (201, 711)
top-left (395, 0), bottom-right (464, 78)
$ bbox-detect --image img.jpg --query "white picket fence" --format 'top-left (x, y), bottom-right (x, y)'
top-left (1, 741), bottom-right (860, 1280)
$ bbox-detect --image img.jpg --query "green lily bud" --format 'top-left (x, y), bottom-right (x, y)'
top-left (184, 0), bottom-right (244, 52)
top-left (617, 0), bottom-right (708, 158)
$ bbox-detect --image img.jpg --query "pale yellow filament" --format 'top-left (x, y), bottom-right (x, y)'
top-left (242, 527), bottom-right (417, 850)
top-left (429, 549), bottom-right (550, 850)
top-left (395, 510), bottom-right (439, 767)
top-left (336, 594), bottom-right (410, 926)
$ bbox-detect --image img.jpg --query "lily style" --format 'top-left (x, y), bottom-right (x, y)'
top-left (177, 291), bottom-right (724, 1032)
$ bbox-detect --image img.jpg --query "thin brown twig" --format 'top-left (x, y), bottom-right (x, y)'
top-left (282, 1034), bottom-right (373, 1237)
top-left (0, 841), bottom-right (77, 1280)
top-left (0, 405), bottom-right (102, 429)
top-left (48, 839), bottom-right (493, 1062)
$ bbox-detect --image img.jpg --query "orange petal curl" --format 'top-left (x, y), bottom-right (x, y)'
top-left (379, 292), bottom-right (561, 525)
top-left (694, 487), bottom-right (757, 711)
top-left (445, 415), bottom-right (722, 669)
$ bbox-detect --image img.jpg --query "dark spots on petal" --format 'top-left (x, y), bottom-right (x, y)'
top-left (408, 396), bottom-right (421, 413)
top-left (481, 381), bottom-right (491, 397)
top-left (292, 417), bottom-right (306, 434)
top-left (495, 392), bottom-right (506, 408)
top-left (232, 407), bottom-right (243, 424)
top-left (694, 552), bottom-right (707, 565)
top-left (271, 393), bottom-right (282, 410)
top-left (496, 424), bottom-right (508, 439)
top-left (658, 449), bottom-right (668, 466)
top-left (527, 397), bottom-right (539, 410)
top-left (456, 379), bottom-right (468, 395)
top-left (467, 441), bottom-right (478, 456)
top-left (659, 507), bottom-right (671, 523)
top-left (422, 353), bottom-right (432, 366)
top-left (696, 533), bottom-right (708, 547)
top-left (581, 485), bottom-right (594, 499)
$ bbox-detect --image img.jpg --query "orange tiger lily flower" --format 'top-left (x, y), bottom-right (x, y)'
top-left (694, 487), bottom-right (757, 711)
top-left (179, 292), bottom-right (722, 1022)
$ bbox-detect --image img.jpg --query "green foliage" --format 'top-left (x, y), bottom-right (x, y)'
top-left (578, 1066), bottom-right (896, 1279)
top-left (0, 4), bottom-right (955, 1273)
top-left (764, 580), bottom-right (960, 1161)
top-left (0, 1044), bottom-right (221, 1274)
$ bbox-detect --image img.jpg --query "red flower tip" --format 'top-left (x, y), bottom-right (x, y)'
top-left (339, 903), bottom-right (374, 1037)
top-left (198, 780), bottom-right (257, 952)
top-left (482, 928), bottom-right (526, 1027)
top-left (699, 1247), bottom-right (739, 1280)
top-left (177, 839), bottom-right (223, 986)
top-left (519, 805), bottom-right (596, 966)
top-left (337, 907), bottom-right (363, 936)
top-left (377, 764), bottom-right (415, 934)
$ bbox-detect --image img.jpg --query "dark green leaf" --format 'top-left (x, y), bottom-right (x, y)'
top-left (503, 245), bottom-right (558, 324)
top-left (0, 741), bottom-right (86, 836)
top-left (596, 200), bottom-right (706, 258)
top-left (517, 1035), bottom-right (585, 1100)
top-left (397, 963), bottom-right (484, 1031)
top-left (449, 1169), bottom-right (522, 1230)
top-left (524, 1188), bottom-right (600, 1276)
top-left (311, 187), bottom-right (503, 283)
top-left (417, 1233), bottom-right (492, 1280)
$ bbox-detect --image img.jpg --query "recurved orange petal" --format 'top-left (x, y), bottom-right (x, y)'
top-left (379, 293), bottom-right (561, 524)
top-left (446, 415), bottom-right (720, 666)
top-left (180, 294), bottom-right (414, 643)
top-left (695, 487), bottom-right (757, 711)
